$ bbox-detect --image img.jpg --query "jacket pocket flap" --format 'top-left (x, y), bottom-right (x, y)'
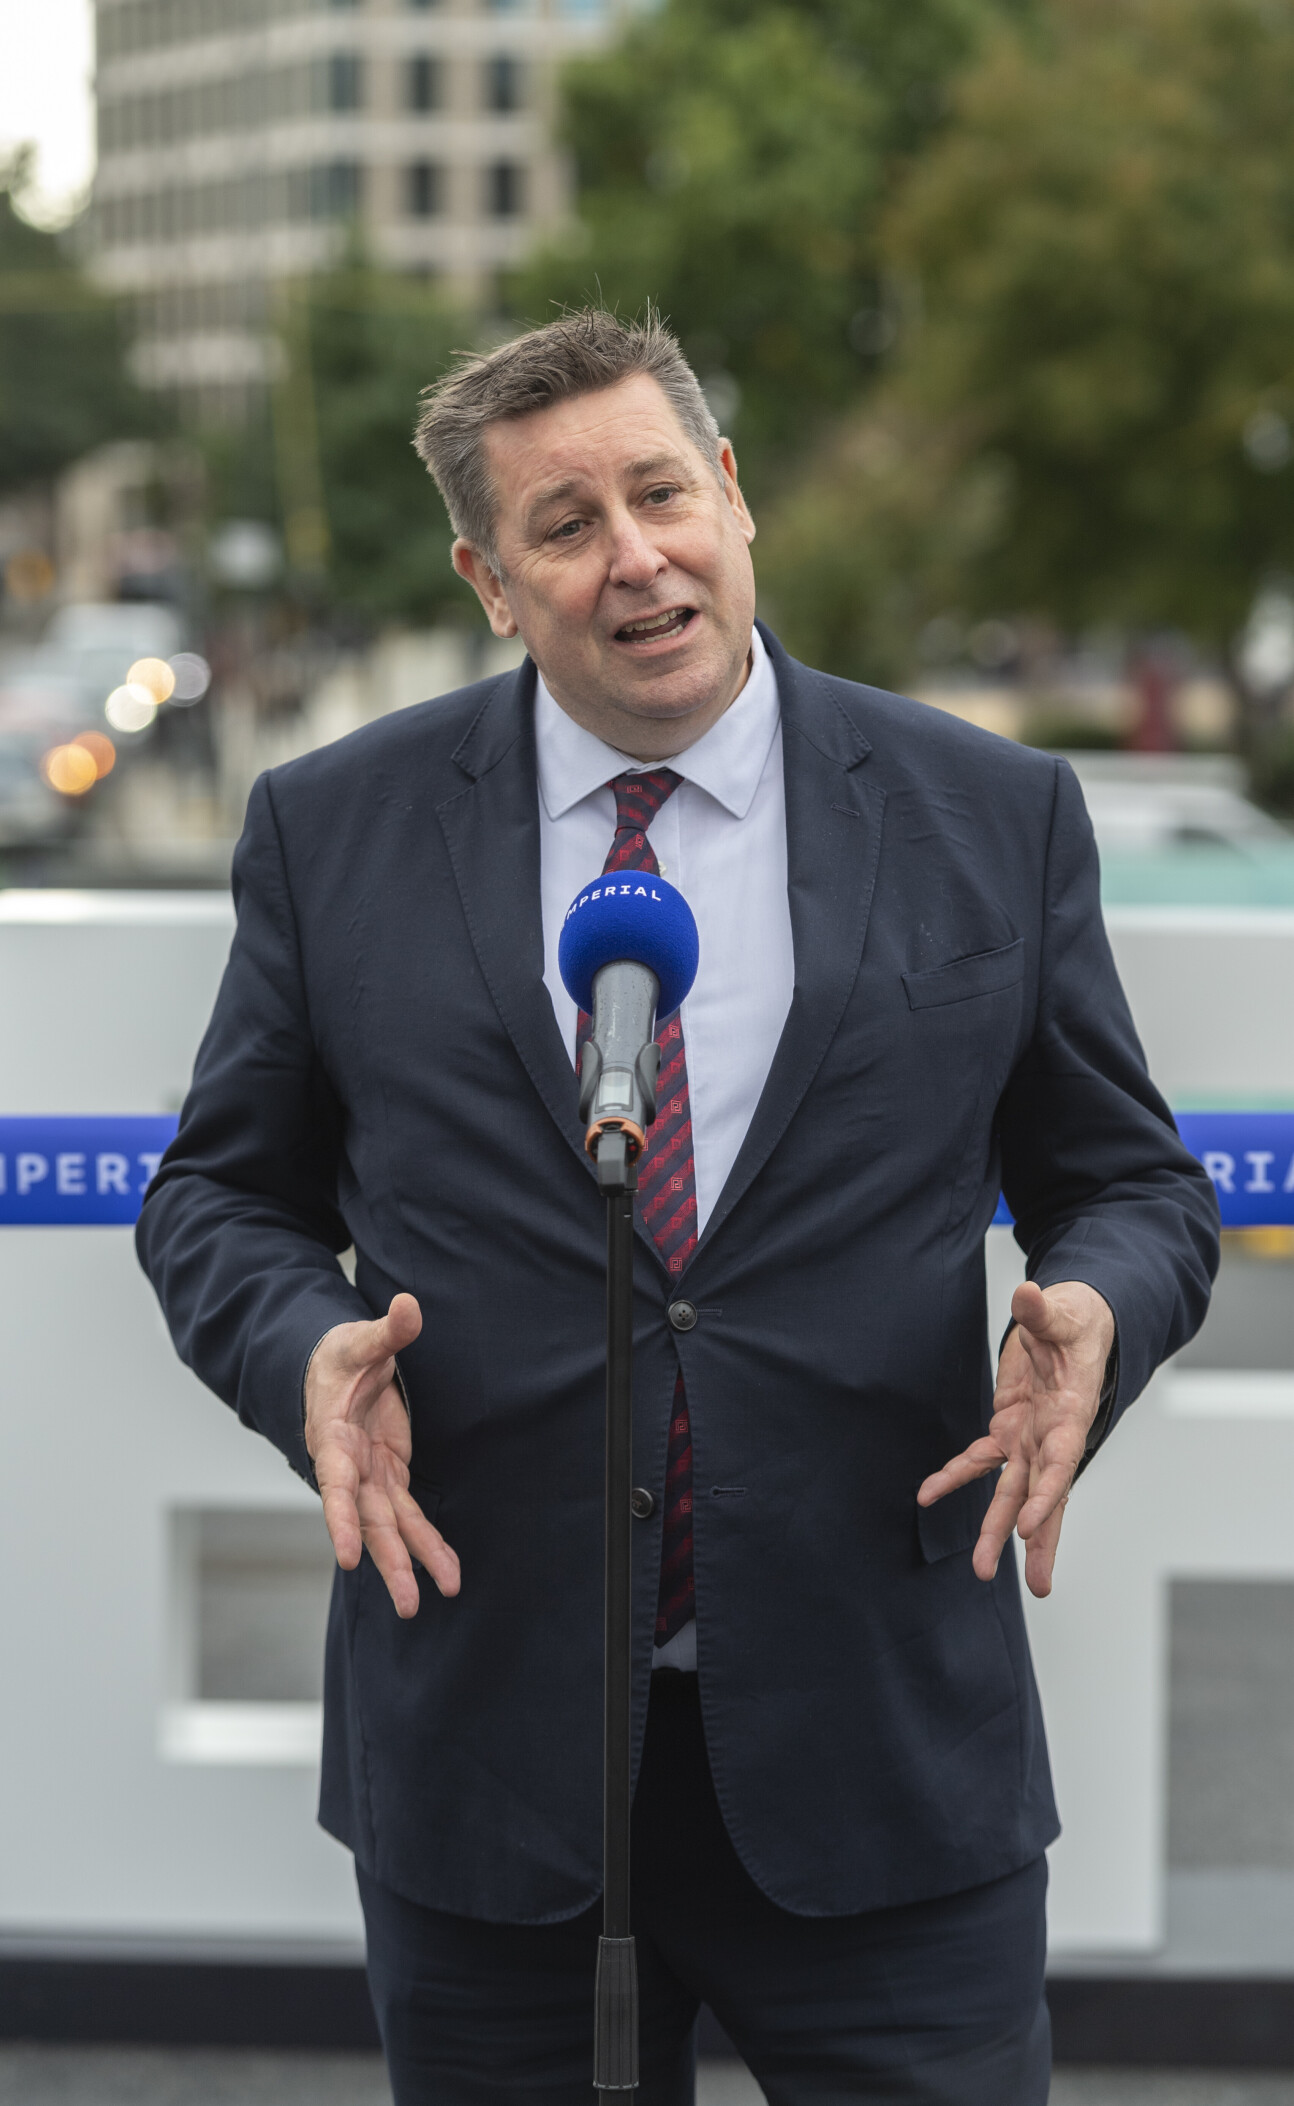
top-left (917, 1475), bottom-right (993, 1563)
top-left (903, 938), bottom-right (1025, 1010)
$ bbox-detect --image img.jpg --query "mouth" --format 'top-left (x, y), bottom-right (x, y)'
top-left (613, 607), bottom-right (698, 647)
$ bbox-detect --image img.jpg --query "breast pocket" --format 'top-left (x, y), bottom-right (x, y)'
top-left (902, 938), bottom-right (1025, 1012)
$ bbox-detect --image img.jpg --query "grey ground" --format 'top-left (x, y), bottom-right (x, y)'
top-left (5, 2052), bottom-right (1294, 2104)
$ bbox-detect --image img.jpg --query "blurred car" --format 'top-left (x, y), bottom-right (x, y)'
top-left (0, 737), bottom-right (77, 849)
top-left (0, 603), bottom-right (187, 847)
top-left (0, 602), bottom-right (185, 740)
top-left (1058, 753), bottom-right (1294, 906)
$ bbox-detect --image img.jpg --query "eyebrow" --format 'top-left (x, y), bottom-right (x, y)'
top-left (522, 453), bottom-right (697, 541)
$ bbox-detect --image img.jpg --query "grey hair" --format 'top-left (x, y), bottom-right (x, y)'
top-left (413, 307), bottom-right (723, 572)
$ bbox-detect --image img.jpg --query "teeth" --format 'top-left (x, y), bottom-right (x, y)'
top-left (621, 608), bottom-right (684, 636)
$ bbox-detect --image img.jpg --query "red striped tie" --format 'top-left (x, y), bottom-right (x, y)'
top-left (576, 770), bottom-right (696, 1645)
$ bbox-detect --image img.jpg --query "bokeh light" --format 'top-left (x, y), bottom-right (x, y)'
top-left (105, 683), bottom-right (159, 734)
top-left (127, 656), bottom-right (177, 704)
top-left (167, 652), bottom-right (211, 704)
top-left (4, 549), bottom-right (55, 602)
top-left (74, 731), bottom-right (117, 780)
top-left (41, 744), bottom-right (99, 797)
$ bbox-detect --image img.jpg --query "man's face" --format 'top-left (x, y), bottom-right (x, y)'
top-left (452, 373), bottom-right (757, 758)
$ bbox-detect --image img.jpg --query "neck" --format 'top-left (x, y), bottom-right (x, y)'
top-left (547, 647), bottom-right (755, 763)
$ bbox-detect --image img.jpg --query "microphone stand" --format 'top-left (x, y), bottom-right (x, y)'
top-left (593, 1125), bottom-right (639, 2094)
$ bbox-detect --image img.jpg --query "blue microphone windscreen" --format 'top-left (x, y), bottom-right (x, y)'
top-left (559, 873), bottom-right (699, 1019)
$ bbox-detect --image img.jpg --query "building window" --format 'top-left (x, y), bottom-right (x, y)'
top-left (406, 161), bottom-right (444, 217)
top-left (310, 159), bottom-right (363, 218)
top-left (486, 159), bottom-right (524, 217)
top-left (328, 51), bottom-right (364, 111)
top-left (407, 54), bottom-right (442, 111)
top-left (484, 55), bottom-right (524, 112)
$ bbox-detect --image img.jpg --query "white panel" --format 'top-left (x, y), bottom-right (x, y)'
top-left (0, 892), bottom-right (1288, 1962)
top-left (0, 897), bottom-right (360, 1948)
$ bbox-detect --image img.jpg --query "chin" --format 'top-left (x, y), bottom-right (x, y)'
top-left (613, 656), bottom-right (732, 721)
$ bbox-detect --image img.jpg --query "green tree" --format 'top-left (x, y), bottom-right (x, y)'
top-left (519, 0), bottom-right (1023, 497)
top-left (889, 0), bottom-right (1294, 643)
top-left (754, 403), bottom-right (1007, 689)
top-left (267, 261), bottom-right (481, 628)
top-left (759, 0), bottom-right (1294, 684)
top-left (0, 152), bottom-right (151, 495)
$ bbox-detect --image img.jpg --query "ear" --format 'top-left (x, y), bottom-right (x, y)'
top-left (717, 439), bottom-right (756, 546)
top-left (451, 541), bottom-right (519, 637)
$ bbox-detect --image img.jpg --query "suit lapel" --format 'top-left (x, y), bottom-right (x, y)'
top-left (436, 659), bottom-right (593, 1175)
top-left (691, 629), bottom-right (886, 1261)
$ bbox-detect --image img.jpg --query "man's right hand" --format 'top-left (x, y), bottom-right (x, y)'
top-left (305, 1292), bottom-right (460, 1620)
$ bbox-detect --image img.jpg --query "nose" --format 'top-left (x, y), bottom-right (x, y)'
top-left (606, 510), bottom-right (667, 591)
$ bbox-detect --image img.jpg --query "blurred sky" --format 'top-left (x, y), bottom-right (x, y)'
top-left (0, 0), bottom-right (94, 226)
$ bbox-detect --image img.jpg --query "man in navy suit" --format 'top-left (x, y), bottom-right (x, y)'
top-left (138, 310), bottom-right (1218, 2104)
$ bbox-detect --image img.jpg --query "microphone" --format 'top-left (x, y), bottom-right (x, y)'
top-left (558, 873), bottom-right (699, 1189)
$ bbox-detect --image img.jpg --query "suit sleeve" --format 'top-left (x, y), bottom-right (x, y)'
top-left (996, 758), bottom-right (1220, 1446)
top-left (135, 771), bottom-right (373, 1483)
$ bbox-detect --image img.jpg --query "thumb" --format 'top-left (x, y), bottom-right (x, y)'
top-left (343, 1291), bottom-right (423, 1372)
top-left (1010, 1279), bottom-right (1070, 1343)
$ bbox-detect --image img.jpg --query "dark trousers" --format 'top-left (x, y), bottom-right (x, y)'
top-left (359, 1671), bottom-right (1051, 2105)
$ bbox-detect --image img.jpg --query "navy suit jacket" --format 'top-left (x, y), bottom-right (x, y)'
top-left (137, 626), bottom-right (1218, 1924)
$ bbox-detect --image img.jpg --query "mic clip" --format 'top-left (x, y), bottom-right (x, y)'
top-left (579, 1039), bottom-right (661, 1188)
top-left (578, 1041), bottom-right (660, 1129)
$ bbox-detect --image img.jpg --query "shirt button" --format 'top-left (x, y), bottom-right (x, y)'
top-left (630, 1487), bottom-right (655, 1519)
top-left (668, 1300), bottom-right (697, 1332)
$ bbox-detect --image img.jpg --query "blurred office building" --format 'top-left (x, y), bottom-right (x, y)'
top-left (86, 0), bottom-right (639, 412)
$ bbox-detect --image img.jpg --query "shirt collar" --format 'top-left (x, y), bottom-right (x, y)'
top-left (534, 627), bottom-right (780, 823)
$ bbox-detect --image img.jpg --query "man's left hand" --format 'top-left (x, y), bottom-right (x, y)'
top-left (917, 1280), bottom-right (1115, 1600)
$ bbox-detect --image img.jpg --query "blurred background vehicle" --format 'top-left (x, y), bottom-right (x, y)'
top-left (1061, 754), bottom-right (1294, 907)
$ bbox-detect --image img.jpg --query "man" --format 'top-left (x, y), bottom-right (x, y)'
top-left (138, 309), bottom-right (1218, 2104)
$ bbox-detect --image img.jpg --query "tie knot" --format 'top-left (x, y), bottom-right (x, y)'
top-left (610, 768), bottom-right (682, 836)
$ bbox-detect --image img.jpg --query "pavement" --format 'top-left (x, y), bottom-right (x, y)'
top-left (6, 2051), bottom-right (1294, 2104)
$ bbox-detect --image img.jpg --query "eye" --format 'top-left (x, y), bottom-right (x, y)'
top-left (644, 485), bottom-right (678, 506)
top-left (549, 518), bottom-right (585, 542)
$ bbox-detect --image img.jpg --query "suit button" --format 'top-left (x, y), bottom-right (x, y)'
top-left (630, 1487), bottom-right (655, 1520)
top-left (668, 1299), bottom-right (697, 1332)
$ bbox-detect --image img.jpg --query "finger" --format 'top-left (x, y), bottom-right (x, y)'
top-left (334, 1292), bottom-right (424, 1378)
top-left (1023, 1498), bottom-right (1067, 1599)
top-left (972, 1452), bottom-right (1030, 1581)
top-left (1011, 1279), bottom-right (1088, 1353)
top-left (1010, 1279), bottom-right (1059, 1341)
top-left (1016, 1451), bottom-right (1083, 1539)
top-left (394, 1488), bottom-right (462, 1599)
top-left (383, 1291), bottom-right (423, 1350)
top-left (319, 1477), bottom-right (363, 1570)
top-left (917, 1437), bottom-right (1007, 1506)
top-left (361, 1510), bottom-right (423, 1620)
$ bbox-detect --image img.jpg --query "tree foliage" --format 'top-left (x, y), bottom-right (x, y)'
top-left (759, 0), bottom-right (1294, 682)
top-left (891, 0), bottom-right (1294, 642)
top-left (0, 154), bottom-right (151, 495)
top-left (518, 0), bottom-right (1024, 497)
top-left (269, 262), bottom-right (481, 628)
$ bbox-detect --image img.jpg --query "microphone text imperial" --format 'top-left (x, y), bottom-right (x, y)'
top-left (559, 876), bottom-right (700, 1191)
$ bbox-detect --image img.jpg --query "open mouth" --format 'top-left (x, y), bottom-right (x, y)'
top-left (613, 607), bottom-right (697, 645)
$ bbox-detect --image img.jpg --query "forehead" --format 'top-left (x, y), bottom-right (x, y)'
top-left (484, 374), bottom-right (700, 515)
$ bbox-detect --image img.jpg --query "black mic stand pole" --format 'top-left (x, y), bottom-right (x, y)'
top-left (593, 1124), bottom-right (639, 2094)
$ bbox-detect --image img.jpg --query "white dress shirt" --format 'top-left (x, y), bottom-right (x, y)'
top-left (535, 627), bottom-right (794, 1669)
